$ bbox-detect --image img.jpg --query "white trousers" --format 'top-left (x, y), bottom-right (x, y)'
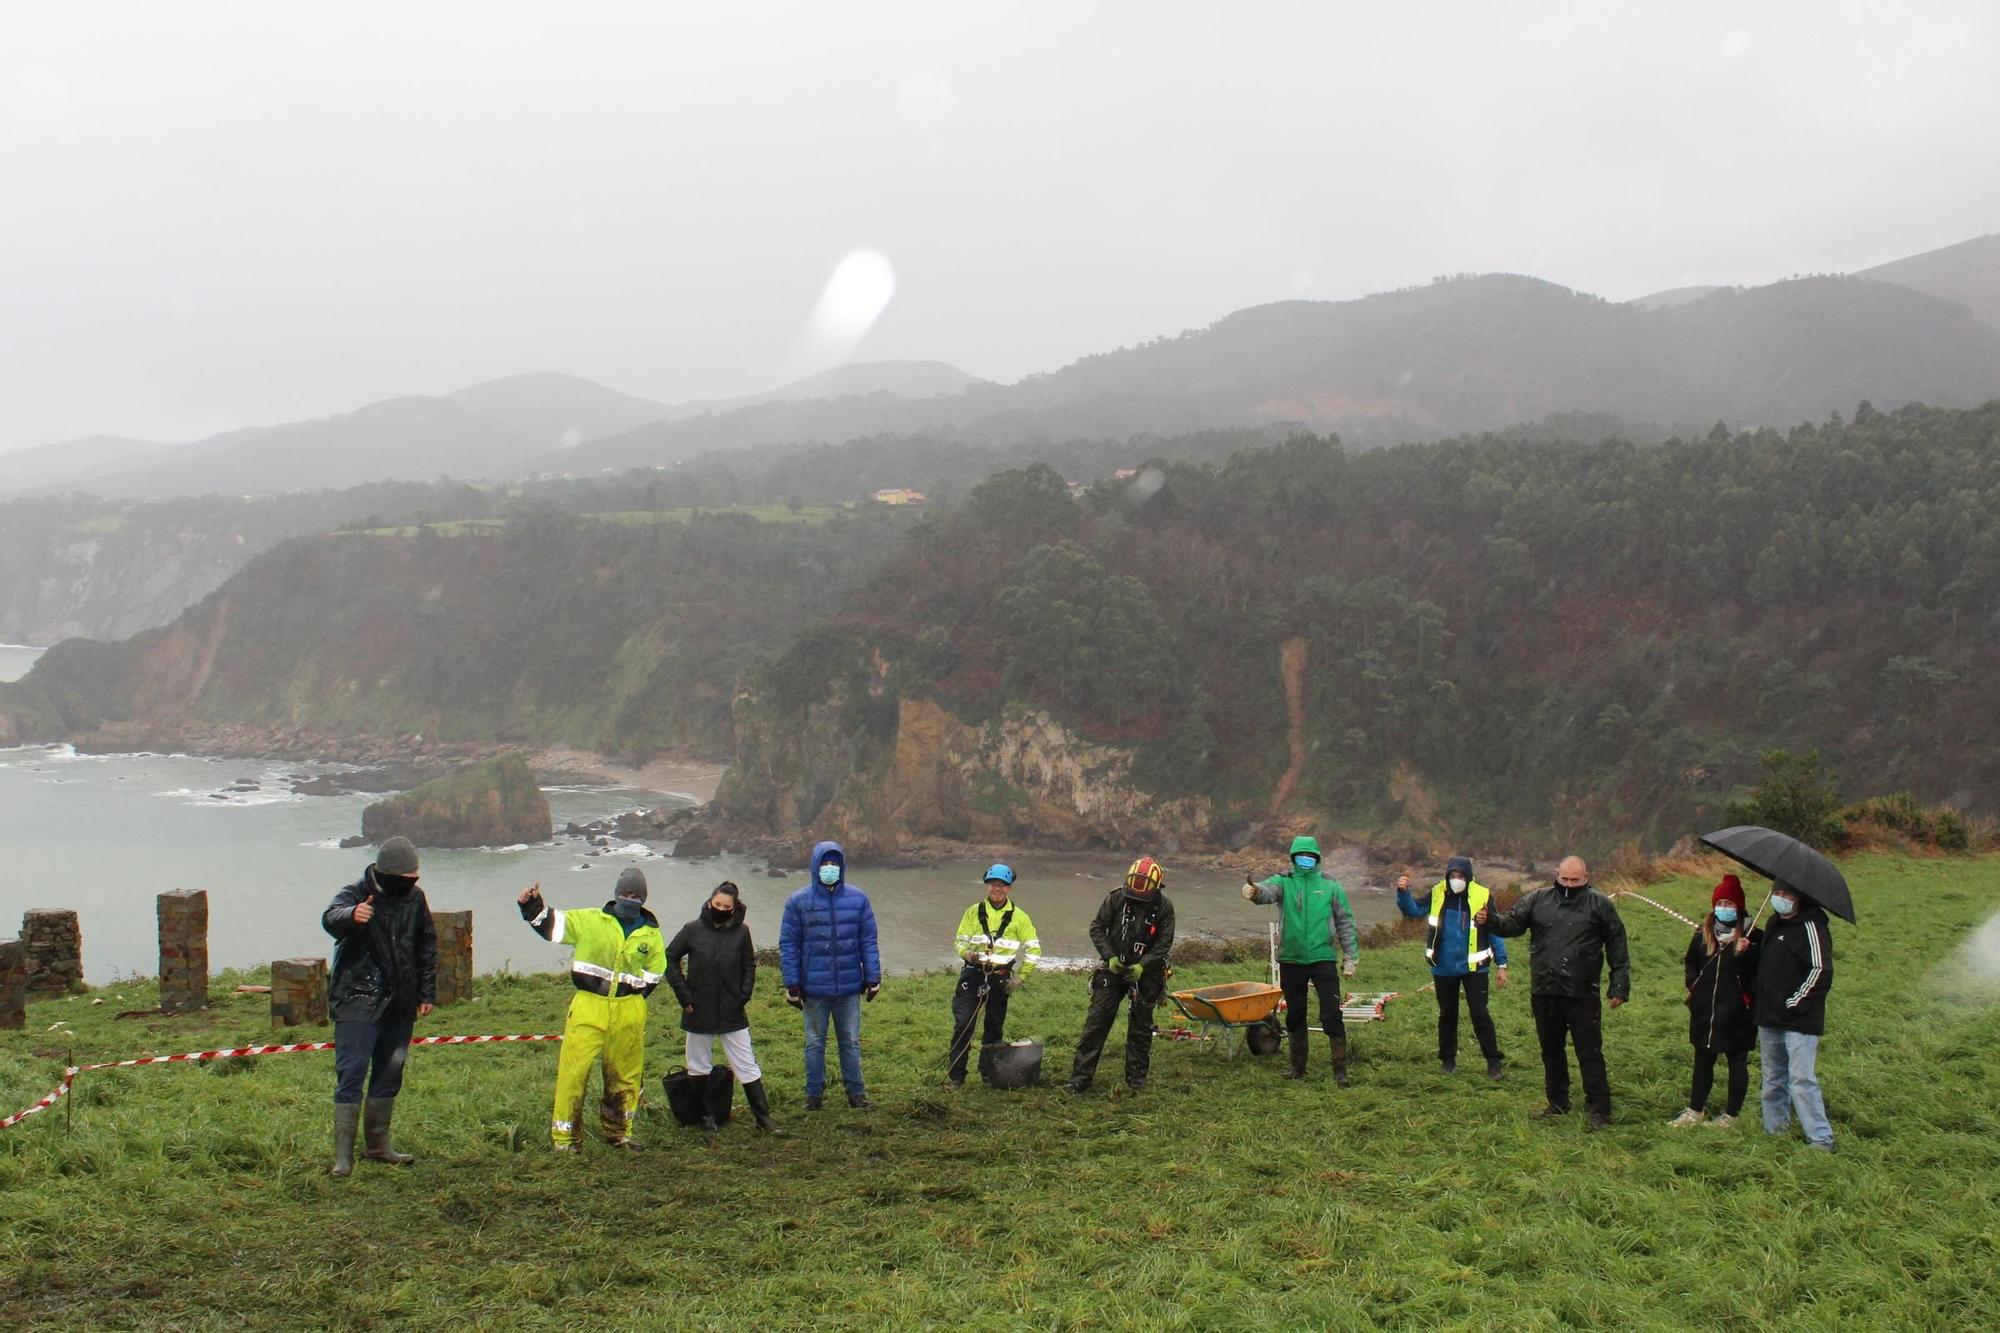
top-left (685, 1028), bottom-right (762, 1083)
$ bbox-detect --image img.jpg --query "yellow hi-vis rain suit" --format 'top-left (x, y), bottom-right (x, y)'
top-left (521, 889), bottom-right (666, 1147)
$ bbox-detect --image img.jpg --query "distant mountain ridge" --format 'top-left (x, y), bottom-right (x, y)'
top-left (15, 232), bottom-right (2000, 498)
top-left (1855, 232), bottom-right (2000, 329)
top-left (23, 361), bottom-right (985, 499)
top-left (0, 435), bottom-right (168, 497)
top-left (562, 271), bottom-right (2000, 473)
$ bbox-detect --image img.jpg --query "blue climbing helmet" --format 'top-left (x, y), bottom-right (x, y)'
top-left (983, 863), bottom-right (1016, 886)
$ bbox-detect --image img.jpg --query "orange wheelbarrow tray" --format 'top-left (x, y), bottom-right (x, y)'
top-left (1167, 982), bottom-right (1286, 1058)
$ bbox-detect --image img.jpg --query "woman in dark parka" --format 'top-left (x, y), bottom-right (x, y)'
top-left (666, 881), bottom-right (778, 1132)
top-left (1669, 874), bottom-right (1759, 1127)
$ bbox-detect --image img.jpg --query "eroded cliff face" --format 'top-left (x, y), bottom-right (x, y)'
top-left (722, 694), bottom-right (1217, 855)
top-left (0, 531), bottom-right (252, 645)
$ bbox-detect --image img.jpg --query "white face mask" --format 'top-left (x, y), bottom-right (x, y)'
top-left (1448, 878), bottom-right (1467, 894)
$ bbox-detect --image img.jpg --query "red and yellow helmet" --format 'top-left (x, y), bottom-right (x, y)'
top-left (1124, 855), bottom-right (1165, 897)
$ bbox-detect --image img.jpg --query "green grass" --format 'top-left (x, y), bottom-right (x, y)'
top-left (4, 853), bottom-right (1998, 1329)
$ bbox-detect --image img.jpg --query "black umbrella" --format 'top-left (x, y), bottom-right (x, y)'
top-left (1698, 824), bottom-right (1856, 924)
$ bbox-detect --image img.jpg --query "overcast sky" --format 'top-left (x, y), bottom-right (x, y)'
top-left (3, 1), bottom-right (1997, 452)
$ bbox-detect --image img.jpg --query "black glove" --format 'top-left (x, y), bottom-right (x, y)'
top-left (864, 982), bottom-right (881, 1002)
top-left (784, 987), bottom-right (803, 1009)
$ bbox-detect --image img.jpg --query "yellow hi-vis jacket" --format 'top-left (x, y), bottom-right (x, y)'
top-left (954, 897), bottom-right (1041, 974)
top-left (521, 890), bottom-right (667, 998)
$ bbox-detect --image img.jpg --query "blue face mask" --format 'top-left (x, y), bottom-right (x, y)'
top-left (1713, 905), bottom-right (1739, 924)
top-left (817, 863), bottom-right (841, 887)
top-left (1769, 892), bottom-right (1796, 916)
top-left (1292, 854), bottom-right (1318, 871)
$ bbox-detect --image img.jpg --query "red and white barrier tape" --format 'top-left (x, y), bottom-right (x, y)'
top-left (1, 1076), bottom-right (75, 1130)
top-left (2, 1032), bottom-right (563, 1131)
top-left (1614, 890), bottom-right (1701, 929)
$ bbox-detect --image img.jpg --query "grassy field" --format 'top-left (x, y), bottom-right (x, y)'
top-left (3, 852), bottom-right (1997, 1330)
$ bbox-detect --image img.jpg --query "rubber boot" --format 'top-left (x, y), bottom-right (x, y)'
top-left (361, 1097), bottom-right (414, 1165)
top-left (1283, 1034), bottom-right (1308, 1079)
top-left (1328, 1034), bottom-right (1350, 1088)
top-left (743, 1078), bottom-right (782, 1134)
top-left (331, 1103), bottom-right (360, 1178)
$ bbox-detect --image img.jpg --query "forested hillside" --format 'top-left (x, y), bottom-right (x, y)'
top-left (9, 402), bottom-right (1998, 856)
top-left (0, 482), bottom-right (495, 644)
top-left (715, 400), bottom-right (2000, 854)
top-left (0, 506), bottom-right (916, 757)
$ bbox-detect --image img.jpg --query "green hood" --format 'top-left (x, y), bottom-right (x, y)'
top-left (1288, 836), bottom-right (1322, 858)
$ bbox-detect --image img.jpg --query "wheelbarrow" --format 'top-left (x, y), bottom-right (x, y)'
top-left (1167, 981), bottom-right (1286, 1059)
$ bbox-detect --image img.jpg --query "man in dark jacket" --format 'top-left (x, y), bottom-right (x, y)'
top-left (778, 840), bottom-right (882, 1110)
top-left (1478, 856), bottom-right (1630, 1129)
top-left (321, 835), bottom-right (437, 1177)
top-left (1748, 880), bottom-right (1836, 1151)
top-left (1065, 855), bottom-right (1176, 1094)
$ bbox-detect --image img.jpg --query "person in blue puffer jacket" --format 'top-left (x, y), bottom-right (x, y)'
top-left (1395, 855), bottom-right (1510, 1079)
top-left (779, 840), bottom-right (883, 1110)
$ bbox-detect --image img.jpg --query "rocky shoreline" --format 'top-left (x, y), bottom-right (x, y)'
top-left (56, 721), bottom-right (1549, 882)
top-left (66, 720), bottom-right (726, 801)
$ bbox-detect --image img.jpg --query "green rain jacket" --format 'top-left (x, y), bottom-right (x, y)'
top-left (1250, 836), bottom-right (1359, 966)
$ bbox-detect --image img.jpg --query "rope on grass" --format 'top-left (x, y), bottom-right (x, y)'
top-left (1613, 890), bottom-right (1701, 929)
top-left (1, 1032), bottom-right (564, 1131)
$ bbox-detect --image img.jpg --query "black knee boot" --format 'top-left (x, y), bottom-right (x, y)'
top-left (1284, 1031), bottom-right (1308, 1078)
top-left (743, 1078), bottom-right (781, 1134)
top-left (1328, 1033), bottom-right (1350, 1088)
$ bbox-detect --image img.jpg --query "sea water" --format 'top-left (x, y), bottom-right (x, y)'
top-left (0, 701), bottom-right (1396, 981)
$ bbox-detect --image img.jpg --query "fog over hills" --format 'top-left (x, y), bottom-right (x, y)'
top-left (0, 435), bottom-right (168, 497)
top-left (15, 237), bottom-right (2000, 499)
top-left (1855, 232), bottom-right (2000, 330)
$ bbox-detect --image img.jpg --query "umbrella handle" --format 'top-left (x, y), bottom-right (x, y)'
top-left (1744, 887), bottom-right (1774, 940)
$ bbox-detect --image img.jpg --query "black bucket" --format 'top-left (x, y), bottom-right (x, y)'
top-left (984, 1039), bottom-right (1044, 1089)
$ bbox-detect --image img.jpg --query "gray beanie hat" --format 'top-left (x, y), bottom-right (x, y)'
top-left (376, 836), bottom-right (420, 876)
top-left (614, 867), bottom-right (649, 902)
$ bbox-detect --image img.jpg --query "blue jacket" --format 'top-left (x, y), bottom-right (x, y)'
top-left (779, 840), bottom-right (882, 999)
top-left (1395, 856), bottom-right (1508, 977)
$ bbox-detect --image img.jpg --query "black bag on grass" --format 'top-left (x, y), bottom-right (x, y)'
top-left (662, 1065), bottom-right (734, 1127)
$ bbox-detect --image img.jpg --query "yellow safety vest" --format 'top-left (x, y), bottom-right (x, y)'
top-left (1425, 881), bottom-right (1493, 970)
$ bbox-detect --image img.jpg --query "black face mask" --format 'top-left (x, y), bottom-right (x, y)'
top-left (703, 903), bottom-right (735, 927)
top-left (375, 873), bottom-right (417, 897)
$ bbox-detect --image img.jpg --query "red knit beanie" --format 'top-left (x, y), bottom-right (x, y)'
top-left (1711, 874), bottom-right (1744, 909)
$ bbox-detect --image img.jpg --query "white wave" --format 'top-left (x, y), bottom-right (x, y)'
top-left (35, 776), bottom-right (84, 785)
top-left (299, 837), bottom-right (347, 850)
top-left (477, 843), bottom-right (533, 854)
top-left (601, 842), bottom-right (665, 860)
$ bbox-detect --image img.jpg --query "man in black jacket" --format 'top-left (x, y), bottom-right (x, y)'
top-left (1478, 856), bottom-right (1630, 1129)
top-left (321, 835), bottom-right (437, 1177)
top-left (1747, 880), bottom-right (1836, 1151)
top-left (1064, 856), bottom-right (1176, 1094)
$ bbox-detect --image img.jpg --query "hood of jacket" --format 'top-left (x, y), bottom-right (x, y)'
top-left (705, 898), bottom-right (748, 928)
top-left (1288, 835), bottom-right (1323, 859)
top-left (810, 840), bottom-right (846, 889)
top-left (1445, 856), bottom-right (1474, 885)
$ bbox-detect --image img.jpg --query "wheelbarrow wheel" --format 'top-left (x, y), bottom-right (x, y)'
top-left (1245, 1019), bottom-right (1283, 1056)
